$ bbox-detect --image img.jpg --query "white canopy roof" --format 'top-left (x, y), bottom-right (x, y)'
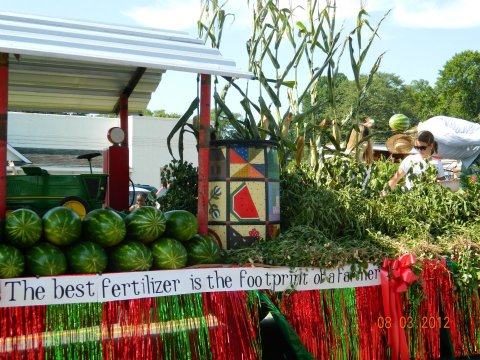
top-left (0, 11), bottom-right (252, 113)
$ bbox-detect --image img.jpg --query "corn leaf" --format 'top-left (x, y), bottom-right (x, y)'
top-left (296, 21), bottom-right (307, 34)
top-left (259, 95), bottom-right (280, 135)
top-left (258, 69), bottom-right (282, 108)
top-left (213, 92), bottom-right (246, 138)
top-left (240, 97), bottom-right (260, 139)
top-left (279, 37), bottom-right (307, 84)
top-left (167, 97), bottom-right (199, 159)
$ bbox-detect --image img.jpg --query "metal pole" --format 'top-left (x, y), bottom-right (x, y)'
top-left (197, 74), bottom-right (211, 234)
top-left (0, 53), bottom-right (8, 221)
top-left (119, 95), bottom-right (128, 147)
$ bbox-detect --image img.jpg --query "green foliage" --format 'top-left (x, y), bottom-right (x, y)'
top-left (225, 160), bottom-right (480, 291)
top-left (436, 50), bottom-right (480, 121)
top-left (442, 231), bottom-right (480, 291)
top-left (302, 72), bottom-right (426, 140)
top-left (158, 160), bottom-right (198, 214)
top-left (166, 97), bottom-right (199, 161)
top-left (143, 109), bottom-right (182, 118)
top-left (460, 164), bottom-right (480, 194)
top-left (402, 80), bottom-right (439, 122)
top-left (224, 224), bottom-right (398, 269)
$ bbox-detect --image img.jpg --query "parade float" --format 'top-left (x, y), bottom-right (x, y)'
top-left (1, 4), bottom-right (480, 360)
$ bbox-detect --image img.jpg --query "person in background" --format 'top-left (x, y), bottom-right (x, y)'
top-left (345, 117), bottom-right (375, 164)
top-left (345, 117), bottom-right (375, 189)
top-left (417, 116), bottom-right (480, 171)
top-left (385, 130), bottom-right (445, 192)
top-left (8, 160), bottom-right (17, 175)
top-left (129, 193), bottom-right (146, 211)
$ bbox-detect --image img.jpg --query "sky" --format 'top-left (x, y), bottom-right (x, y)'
top-left (2, 0), bottom-right (480, 115)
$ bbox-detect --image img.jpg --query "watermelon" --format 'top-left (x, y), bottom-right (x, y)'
top-left (0, 244), bottom-right (25, 278)
top-left (109, 241), bottom-right (153, 272)
top-left (150, 237), bottom-right (187, 270)
top-left (43, 206), bottom-right (82, 247)
top-left (83, 208), bottom-right (126, 247)
top-left (5, 208), bottom-right (42, 248)
top-left (25, 243), bottom-right (67, 276)
top-left (66, 241), bottom-right (108, 274)
top-left (163, 210), bottom-right (198, 242)
top-left (185, 234), bottom-right (222, 265)
top-left (124, 206), bottom-right (166, 244)
top-left (389, 114), bottom-right (411, 131)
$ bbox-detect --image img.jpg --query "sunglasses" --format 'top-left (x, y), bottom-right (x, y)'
top-left (414, 145), bottom-right (428, 151)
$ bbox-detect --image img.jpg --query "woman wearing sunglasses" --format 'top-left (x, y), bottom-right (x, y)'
top-left (386, 131), bottom-right (445, 191)
top-left (418, 116), bottom-right (480, 171)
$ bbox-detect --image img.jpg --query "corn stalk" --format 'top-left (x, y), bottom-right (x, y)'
top-left (170, 0), bottom-right (390, 174)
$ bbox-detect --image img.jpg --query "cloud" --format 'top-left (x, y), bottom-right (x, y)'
top-left (126, 0), bottom-right (200, 31)
top-left (125, 0), bottom-right (378, 32)
top-left (390, 0), bottom-right (480, 29)
top-left (126, 0), bottom-right (480, 33)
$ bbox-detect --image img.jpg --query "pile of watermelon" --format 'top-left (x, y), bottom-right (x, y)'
top-left (0, 207), bottom-right (222, 279)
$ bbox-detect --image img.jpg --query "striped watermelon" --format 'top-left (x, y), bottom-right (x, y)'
top-left (150, 237), bottom-right (187, 270)
top-left (125, 206), bottom-right (166, 244)
top-left (25, 243), bottom-right (67, 276)
top-left (66, 241), bottom-right (108, 274)
top-left (0, 244), bottom-right (25, 278)
top-left (163, 210), bottom-right (198, 242)
top-left (185, 234), bottom-right (222, 265)
top-left (389, 114), bottom-right (411, 131)
top-left (6, 208), bottom-right (43, 248)
top-left (43, 207), bottom-right (82, 247)
top-left (83, 208), bottom-right (126, 247)
top-left (109, 241), bottom-right (153, 272)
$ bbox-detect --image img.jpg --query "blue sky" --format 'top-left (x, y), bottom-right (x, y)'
top-left (2, 1), bottom-right (479, 115)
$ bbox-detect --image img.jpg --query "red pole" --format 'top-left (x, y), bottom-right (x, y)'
top-left (197, 74), bottom-right (211, 234)
top-left (0, 53), bottom-right (8, 221)
top-left (119, 95), bottom-right (128, 147)
top-left (105, 94), bottom-right (130, 211)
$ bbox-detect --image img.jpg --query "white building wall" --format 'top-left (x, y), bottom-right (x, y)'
top-left (7, 112), bottom-right (117, 150)
top-left (7, 112), bottom-right (198, 188)
top-left (128, 115), bottom-right (198, 188)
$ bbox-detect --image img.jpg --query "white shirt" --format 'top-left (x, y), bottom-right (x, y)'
top-left (399, 154), bottom-right (445, 190)
top-left (418, 116), bottom-right (480, 168)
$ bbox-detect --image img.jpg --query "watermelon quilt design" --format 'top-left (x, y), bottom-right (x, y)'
top-left (230, 182), bottom-right (265, 222)
top-left (208, 141), bottom-right (280, 249)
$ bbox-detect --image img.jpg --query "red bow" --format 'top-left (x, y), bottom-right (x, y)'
top-left (380, 253), bottom-right (418, 360)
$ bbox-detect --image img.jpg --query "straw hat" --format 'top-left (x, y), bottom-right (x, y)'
top-left (385, 134), bottom-right (414, 154)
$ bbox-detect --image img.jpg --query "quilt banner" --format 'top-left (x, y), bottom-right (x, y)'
top-left (0, 264), bottom-right (380, 307)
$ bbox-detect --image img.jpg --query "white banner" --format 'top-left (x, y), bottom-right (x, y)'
top-left (0, 264), bottom-right (380, 308)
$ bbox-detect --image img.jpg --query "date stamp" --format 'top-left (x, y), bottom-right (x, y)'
top-left (377, 316), bottom-right (450, 329)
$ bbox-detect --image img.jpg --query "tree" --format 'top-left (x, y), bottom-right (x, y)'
top-left (304, 72), bottom-right (413, 137)
top-left (301, 73), bottom-right (349, 123)
top-left (435, 50), bottom-right (480, 121)
top-left (402, 79), bottom-right (438, 122)
top-left (359, 72), bottom-right (408, 134)
top-left (143, 109), bottom-right (181, 118)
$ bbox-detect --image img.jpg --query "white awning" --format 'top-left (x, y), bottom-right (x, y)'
top-left (0, 11), bottom-right (252, 114)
